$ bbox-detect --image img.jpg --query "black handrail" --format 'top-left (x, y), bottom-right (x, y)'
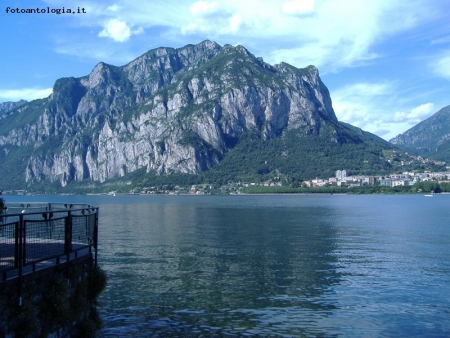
top-left (1, 203), bottom-right (99, 280)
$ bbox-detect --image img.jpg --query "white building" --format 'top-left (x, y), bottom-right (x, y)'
top-left (336, 170), bottom-right (347, 181)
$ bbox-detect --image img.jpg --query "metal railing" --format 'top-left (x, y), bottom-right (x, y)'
top-left (0, 202), bottom-right (99, 282)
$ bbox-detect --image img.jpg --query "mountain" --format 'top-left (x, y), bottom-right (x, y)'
top-left (0, 100), bottom-right (27, 116)
top-left (390, 105), bottom-right (450, 163)
top-left (0, 40), bottom-right (397, 190)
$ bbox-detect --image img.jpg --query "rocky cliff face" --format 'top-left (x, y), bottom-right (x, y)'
top-left (0, 41), bottom-right (347, 187)
top-left (0, 100), bottom-right (27, 116)
top-left (390, 105), bottom-right (450, 162)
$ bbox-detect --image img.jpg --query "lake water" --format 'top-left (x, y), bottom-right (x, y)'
top-left (3, 194), bottom-right (450, 337)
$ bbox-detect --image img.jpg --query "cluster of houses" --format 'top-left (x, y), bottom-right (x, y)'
top-left (129, 169), bottom-right (450, 195)
top-left (303, 170), bottom-right (450, 188)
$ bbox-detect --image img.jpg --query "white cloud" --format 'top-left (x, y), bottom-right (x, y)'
top-left (282, 0), bottom-right (315, 15)
top-left (98, 18), bottom-right (143, 42)
top-left (409, 102), bottom-right (435, 120)
top-left (54, 39), bottom-right (138, 64)
top-left (177, 0), bottom-right (428, 71)
top-left (133, 27), bottom-right (144, 35)
top-left (189, 1), bottom-right (219, 15)
top-left (431, 36), bottom-right (450, 45)
top-left (332, 82), bottom-right (391, 127)
top-left (385, 103), bottom-right (435, 123)
top-left (431, 53), bottom-right (450, 79)
top-left (331, 82), bottom-right (436, 140)
top-left (107, 4), bottom-right (121, 12)
top-left (47, 0), bottom-right (437, 73)
top-left (0, 88), bottom-right (53, 102)
top-left (183, 1), bottom-right (236, 35)
top-left (229, 13), bottom-right (242, 33)
top-left (334, 82), bottom-right (392, 99)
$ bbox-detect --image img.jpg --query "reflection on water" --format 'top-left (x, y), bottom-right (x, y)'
top-left (94, 194), bottom-right (450, 337)
top-left (99, 197), bottom-right (343, 337)
top-left (4, 194), bottom-right (450, 336)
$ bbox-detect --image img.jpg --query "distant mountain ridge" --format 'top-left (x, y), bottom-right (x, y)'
top-left (0, 40), bottom-right (398, 190)
top-left (0, 100), bottom-right (27, 116)
top-left (390, 105), bottom-right (450, 162)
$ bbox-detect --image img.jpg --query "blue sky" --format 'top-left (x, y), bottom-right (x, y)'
top-left (1, 0), bottom-right (449, 140)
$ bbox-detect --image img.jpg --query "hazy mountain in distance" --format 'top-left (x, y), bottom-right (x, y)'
top-left (390, 105), bottom-right (450, 163)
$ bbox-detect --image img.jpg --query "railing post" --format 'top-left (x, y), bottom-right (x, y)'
top-left (17, 214), bottom-right (24, 307)
top-left (14, 222), bottom-right (19, 268)
top-left (94, 208), bottom-right (99, 267)
top-left (65, 211), bottom-right (72, 254)
top-left (65, 211), bottom-right (72, 278)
